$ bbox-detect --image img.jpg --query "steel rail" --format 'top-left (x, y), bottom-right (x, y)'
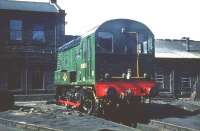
top-left (0, 117), bottom-right (62, 131)
top-left (150, 120), bottom-right (199, 131)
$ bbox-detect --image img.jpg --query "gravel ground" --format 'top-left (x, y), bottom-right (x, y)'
top-left (152, 98), bottom-right (200, 112)
top-left (150, 98), bottom-right (200, 130)
top-left (0, 101), bottom-right (138, 131)
top-left (0, 124), bottom-right (21, 131)
top-left (178, 98), bottom-right (200, 106)
top-left (1, 99), bottom-right (200, 131)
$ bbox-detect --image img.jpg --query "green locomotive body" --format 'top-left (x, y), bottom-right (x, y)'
top-left (54, 33), bottom-right (96, 86)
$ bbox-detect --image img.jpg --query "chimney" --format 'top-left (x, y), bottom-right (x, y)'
top-left (50, 0), bottom-right (57, 4)
top-left (182, 37), bottom-right (190, 52)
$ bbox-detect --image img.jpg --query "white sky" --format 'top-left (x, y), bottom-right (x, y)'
top-left (16, 0), bottom-right (200, 40)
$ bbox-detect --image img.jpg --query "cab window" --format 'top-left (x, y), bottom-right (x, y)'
top-left (148, 38), bottom-right (153, 53)
top-left (138, 33), bottom-right (154, 54)
top-left (97, 32), bottom-right (113, 53)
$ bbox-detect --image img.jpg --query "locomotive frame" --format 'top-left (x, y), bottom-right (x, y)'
top-left (54, 19), bottom-right (158, 114)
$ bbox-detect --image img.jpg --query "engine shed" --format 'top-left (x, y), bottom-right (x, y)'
top-left (155, 38), bottom-right (200, 98)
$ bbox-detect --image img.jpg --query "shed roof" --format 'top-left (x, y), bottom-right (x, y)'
top-left (0, 0), bottom-right (60, 13)
top-left (155, 39), bottom-right (200, 59)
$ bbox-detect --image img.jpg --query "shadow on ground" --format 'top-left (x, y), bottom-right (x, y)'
top-left (102, 103), bottom-right (200, 126)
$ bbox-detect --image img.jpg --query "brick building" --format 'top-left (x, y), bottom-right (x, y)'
top-left (0, 0), bottom-right (65, 95)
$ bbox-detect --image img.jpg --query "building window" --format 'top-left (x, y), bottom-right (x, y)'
top-left (155, 73), bottom-right (165, 89)
top-left (181, 76), bottom-right (192, 89)
top-left (10, 20), bottom-right (22, 40)
top-left (32, 24), bottom-right (45, 42)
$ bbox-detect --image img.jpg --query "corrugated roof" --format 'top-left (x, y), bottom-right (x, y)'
top-left (0, 0), bottom-right (60, 13)
top-left (155, 39), bottom-right (200, 59)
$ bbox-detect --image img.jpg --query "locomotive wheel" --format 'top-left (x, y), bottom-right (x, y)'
top-left (78, 89), bottom-right (95, 114)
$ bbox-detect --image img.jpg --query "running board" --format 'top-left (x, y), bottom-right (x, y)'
top-left (57, 99), bottom-right (80, 108)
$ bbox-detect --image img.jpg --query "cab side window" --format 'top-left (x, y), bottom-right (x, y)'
top-left (97, 32), bottom-right (113, 53)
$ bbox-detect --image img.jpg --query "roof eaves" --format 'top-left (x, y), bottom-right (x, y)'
top-left (0, 0), bottom-right (60, 13)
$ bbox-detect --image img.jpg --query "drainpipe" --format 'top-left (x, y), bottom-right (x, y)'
top-left (25, 68), bottom-right (28, 95)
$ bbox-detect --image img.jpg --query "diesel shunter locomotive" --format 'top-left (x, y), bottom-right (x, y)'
top-left (55, 19), bottom-right (157, 114)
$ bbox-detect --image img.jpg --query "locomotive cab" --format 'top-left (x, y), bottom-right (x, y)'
top-left (95, 20), bottom-right (157, 103)
top-left (95, 19), bottom-right (155, 81)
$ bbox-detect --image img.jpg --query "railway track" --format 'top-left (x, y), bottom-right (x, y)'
top-left (0, 115), bottom-right (199, 131)
top-left (0, 102), bottom-right (139, 131)
top-left (0, 117), bottom-right (62, 131)
top-left (0, 100), bottom-right (200, 131)
top-left (150, 120), bottom-right (200, 131)
top-left (0, 116), bottom-right (139, 131)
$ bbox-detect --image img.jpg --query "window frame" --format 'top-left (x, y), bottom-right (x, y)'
top-left (138, 33), bottom-right (154, 55)
top-left (32, 24), bottom-right (45, 43)
top-left (147, 37), bottom-right (154, 54)
top-left (9, 20), bottom-right (23, 41)
top-left (96, 31), bottom-right (114, 53)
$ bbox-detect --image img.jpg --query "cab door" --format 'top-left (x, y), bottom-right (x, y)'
top-left (82, 37), bottom-right (92, 83)
top-left (87, 37), bottom-right (92, 81)
top-left (125, 32), bottom-right (138, 77)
